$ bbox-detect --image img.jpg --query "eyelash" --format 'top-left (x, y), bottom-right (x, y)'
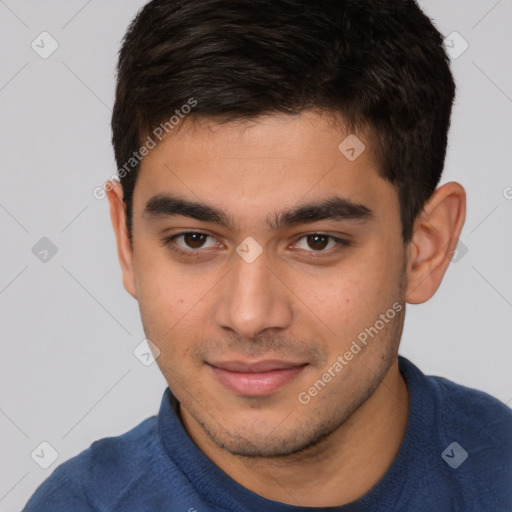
top-left (161, 231), bottom-right (350, 259)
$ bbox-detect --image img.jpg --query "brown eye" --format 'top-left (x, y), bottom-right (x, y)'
top-left (162, 232), bottom-right (219, 255)
top-left (293, 234), bottom-right (349, 255)
top-left (306, 234), bottom-right (329, 251)
top-left (183, 233), bottom-right (208, 249)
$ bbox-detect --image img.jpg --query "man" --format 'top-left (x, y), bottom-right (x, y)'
top-left (23, 0), bottom-right (512, 510)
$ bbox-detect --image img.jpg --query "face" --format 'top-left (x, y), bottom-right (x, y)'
top-left (124, 111), bottom-right (407, 457)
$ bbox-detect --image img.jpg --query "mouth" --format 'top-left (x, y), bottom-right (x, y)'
top-left (207, 359), bottom-right (309, 397)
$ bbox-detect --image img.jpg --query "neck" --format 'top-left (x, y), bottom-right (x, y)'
top-left (181, 359), bottom-right (409, 507)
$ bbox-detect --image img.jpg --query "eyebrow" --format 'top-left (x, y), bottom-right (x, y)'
top-left (143, 193), bottom-right (374, 231)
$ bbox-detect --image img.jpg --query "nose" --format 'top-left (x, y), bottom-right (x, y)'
top-left (214, 248), bottom-right (294, 339)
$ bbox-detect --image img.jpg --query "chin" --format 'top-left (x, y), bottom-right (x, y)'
top-left (199, 407), bottom-right (344, 459)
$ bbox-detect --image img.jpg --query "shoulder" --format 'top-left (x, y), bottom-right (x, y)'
top-left (400, 356), bottom-right (512, 438)
top-left (22, 456), bottom-right (92, 512)
top-left (428, 372), bottom-right (512, 440)
top-left (23, 416), bottom-right (163, 512)
top-left (86, 415), bottom-right (160, 483)
top-left (424, 368), bottom-right (512, 510)
top-left (398, 357), bottom-right (512, 509)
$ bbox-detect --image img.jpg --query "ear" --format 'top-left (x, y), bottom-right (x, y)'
top-left (106, 180), bottom-right (137, 299)
top-left (405, 181), bottom-right (466, 304)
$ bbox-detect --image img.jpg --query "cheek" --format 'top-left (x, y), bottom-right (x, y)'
top-left (133, 247), bottom-right (224, 363)
top-left (290, 245), bottom-right (403, 344)
top-left (133, 251), bottom-right (188, 340)
top-left (358, 234), bottom-right (404, 291)
top-left (134, 244), bottom-right (200, 315)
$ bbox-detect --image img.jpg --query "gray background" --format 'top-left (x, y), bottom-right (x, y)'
top-left (0, 1), bottom-right (511, 510)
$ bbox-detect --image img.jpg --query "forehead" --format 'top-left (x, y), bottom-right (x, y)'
top-left (147, 111), bottom-right (366, 165)
top-left (133, 111), bottom-right (398, 228)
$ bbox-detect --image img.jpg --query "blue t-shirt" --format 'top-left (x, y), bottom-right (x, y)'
top-left (23, 356), bottom-right (512, 511)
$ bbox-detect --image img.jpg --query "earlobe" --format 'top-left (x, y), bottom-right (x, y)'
top-left (405, 181), bottom-right (466, 304)
top-left (106, 180), bottom-right (138, 299)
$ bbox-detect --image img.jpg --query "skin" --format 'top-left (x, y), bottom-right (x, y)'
top-left (107, 110), bottom-right (466, 507)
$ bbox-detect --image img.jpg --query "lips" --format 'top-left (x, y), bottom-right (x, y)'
top-left (208, 359), bottom-right (308, 396)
